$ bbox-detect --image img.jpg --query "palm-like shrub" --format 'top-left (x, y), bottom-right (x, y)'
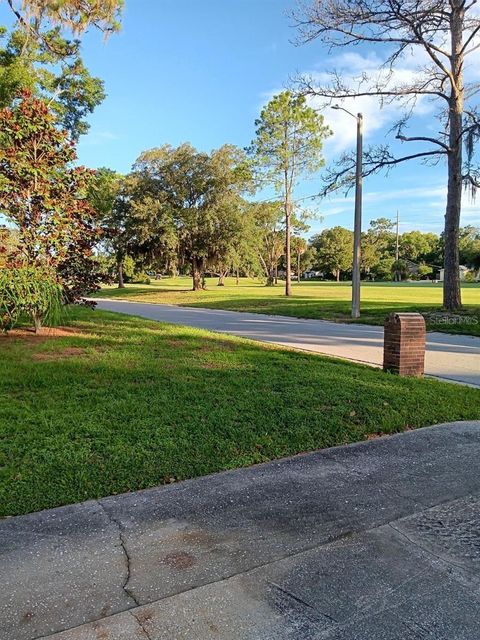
top-left (0, 267), bottom-right (63, 333)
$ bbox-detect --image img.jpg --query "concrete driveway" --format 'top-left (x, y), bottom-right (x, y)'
top-left (94, 299), bottom-right (480, 387)
top-left (1, 421), bottom-right (480, 640)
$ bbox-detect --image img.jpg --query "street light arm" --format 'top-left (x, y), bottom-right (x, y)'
top-left (331, 104), bottom-right (360, 120)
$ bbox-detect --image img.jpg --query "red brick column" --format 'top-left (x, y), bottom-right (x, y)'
top-left (383, 313), bottom-right (426, 377)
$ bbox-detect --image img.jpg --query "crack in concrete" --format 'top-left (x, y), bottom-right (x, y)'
top-left (35, 504), bottom-right (472, 640)
top-left (269, 580), bottom-right (338, 624)
top-left (34, 489), bottom-right (480, 640)
top-left (129, 611), bottom-right (154, 640)
top-left (96, 500), bottom-right (140, 607)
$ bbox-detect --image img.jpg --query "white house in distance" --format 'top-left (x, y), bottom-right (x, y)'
top-left (438, 265), bottom-right (469, 282)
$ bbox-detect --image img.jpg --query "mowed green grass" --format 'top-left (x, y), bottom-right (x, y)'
top-left (96, 277), bottom-right (480, 336)
top-left (1, 306), bottom-right (478, 517)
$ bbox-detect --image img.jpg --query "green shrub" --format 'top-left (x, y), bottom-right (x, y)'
top-left (464, 270), bottom-right (477, 283)
top-left (0, 266), bottom-right (63, 333)
top-left (130, 271), bottom-right (151, 285)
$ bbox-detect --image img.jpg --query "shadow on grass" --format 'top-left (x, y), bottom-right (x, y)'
top-left (95, 285), bottom-right (192, 299)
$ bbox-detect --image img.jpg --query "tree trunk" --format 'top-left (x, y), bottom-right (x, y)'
top-left (236, 268), bottom-right (240, 285)
top-left (33, 312), bottom-right (42, 334)
top-left (117, 260), bottom-right (125, 289)
top-left (192, 257), bottom-right (203, 291)
top-left (274, 264), bottom-right (278, 285)
top-left (336, 269), bottom-right (340, 282)
top-left (218, 271), bottom-right (227, 286)
top-left (443, 6), bottom-right (464, 310)
top-left (297, 254), bottom-right (301, 283)
top-left (285, 201), bottom-right (292, 296)
top-left (266, 267), bottom-right (275, 286)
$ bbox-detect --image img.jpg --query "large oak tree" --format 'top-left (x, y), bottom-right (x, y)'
top-left (132, 144), bottom-right (252, 291)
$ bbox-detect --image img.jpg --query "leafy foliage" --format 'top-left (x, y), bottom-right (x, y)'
top-left (0, 225), bottom-right (17, 267)
top-left (0, 92), bottom-right (101, 317)
top-left (459, 226), bottom-right (480, 271)
top-left (0, 265), bottom-right (63, 332)
top-left (130, 143), bottom-right (252, 290)
top-left (7, 0), bottom-right (123, 38)
top-left (1, 0), bottom-right (123, 139)
top-left (249, 90), bottom-right (331, 295)
top-left (0, 28), bottom-right (105, 139)
top-left (311, 226), bottom-right (353, 281)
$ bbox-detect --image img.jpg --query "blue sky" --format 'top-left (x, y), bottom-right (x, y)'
top-left (1, 0), bottom-right (479, 236)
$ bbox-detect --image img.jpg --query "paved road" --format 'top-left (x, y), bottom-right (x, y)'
top-left (2, 421), bottom-right (480, 640)
top-left (94, 299), bottom-right (480, 387)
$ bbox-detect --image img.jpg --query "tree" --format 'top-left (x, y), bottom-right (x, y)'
top-left (0, 265), bottom-right (63, 332)
top-left (312, 226), bottom-right (353, 281)
top-left (0, 92), bottom-right (100, 315)
top-left (0, 1), bottom-right (123, 139)
top-left (372, 256), bottom-right (396, 281)
top-left (87, 167), bottom-right (129, 287)
top-left (101, 170), bottom-right (178, 287)
top-left (132, 143), bottom-right (251, 291)
top-left (88, 167), bottom-right (121, 220)
top-left (0, 27), bottom-right (106, 139)
top-left (295, 1), bottom-right (480, 310)
top-left (229, 205), bottom-right (264, 283)
top-left (0, 225), bottom-right (17, 267)
top-left (361, 218), bottom-right (396, 278)
top-left (208, 198), bottom-right (262, 287)
top-left (399, 231), bottom-right (439, 262)
top-left (291, 236), bottom-right (308, 282)
top-left (459, 225), bottom-right (480, 271)
top-left (5, 1), bottom-right (123, 41)
top-left (249, 90), bottom-right (330, 296)
top-left (251, 201), bottom-right (285, 286)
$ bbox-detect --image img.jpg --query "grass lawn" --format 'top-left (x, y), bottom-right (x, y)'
top-left (96, 277), bottom-right (480, 336)
top-left (1, 306), bottom-right (479, 517)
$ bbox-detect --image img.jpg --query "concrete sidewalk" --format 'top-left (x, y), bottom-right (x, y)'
top-left (1, 421), bottom-right (480, 639)
top-left (94, 299), bottom-right (480, 387)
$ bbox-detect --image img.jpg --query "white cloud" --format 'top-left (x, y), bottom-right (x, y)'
top-left (303, 49), bottom-right (440, 154)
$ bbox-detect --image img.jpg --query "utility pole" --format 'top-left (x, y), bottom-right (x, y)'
top-left (351, 113), bottom-right (363, 318)
top-left (394, 210), bottom-right (400, 282)
top-left (395, 210), bottom-right (399, 261)
top-left (331, 105), bottom-right (363, 318)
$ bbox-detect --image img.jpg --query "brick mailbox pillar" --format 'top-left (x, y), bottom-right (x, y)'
top-left (383, 313), bottom-right (426, 377)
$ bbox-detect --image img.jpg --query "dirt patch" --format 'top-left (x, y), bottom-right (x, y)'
top-left (166, 338), bottom-right (185, 348)
top-left (1, 326), bottom-right (85, 343)
top-left (199, 361), bottom-right (228, 369)
top-left (198, 340), bottom-right (238, 353)
top-left (32, 347), bottom-right (87, 361)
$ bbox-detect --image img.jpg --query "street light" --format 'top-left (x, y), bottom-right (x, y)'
top-left (331, 105), bottom-right (363, 319)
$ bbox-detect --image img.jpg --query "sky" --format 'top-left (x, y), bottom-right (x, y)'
top-left (1, 0), bottom-right (479, 236)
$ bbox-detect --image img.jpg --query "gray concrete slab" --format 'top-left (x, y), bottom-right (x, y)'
top-left (1, 421), bottom-right (480, 639)
top-left (92, 299), bottom-right (480, 387)
top-left (42, 497), bottom-right (480, 640)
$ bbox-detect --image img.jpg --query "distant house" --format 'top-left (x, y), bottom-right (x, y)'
top-left (303, 270), bottom-right (323, 280)
top-left (404, 259), bottom-right (420, 276)
top-left (438, 265), bottom-right (469, 282)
